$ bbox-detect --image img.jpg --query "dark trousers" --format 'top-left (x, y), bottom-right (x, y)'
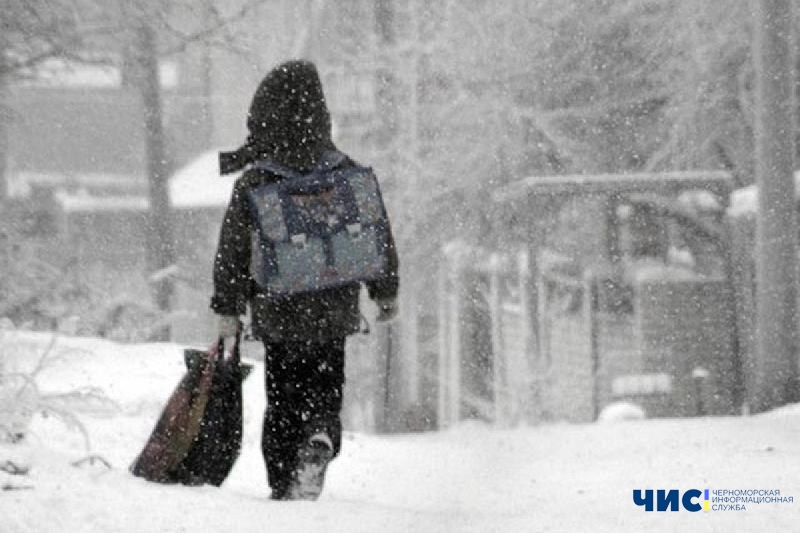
top-left (262, 338), bottom-right (345, 494)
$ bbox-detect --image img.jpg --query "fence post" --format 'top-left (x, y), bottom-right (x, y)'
top-left (488, 253), bottom-right (505, 427)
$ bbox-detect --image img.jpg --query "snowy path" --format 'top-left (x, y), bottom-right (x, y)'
top-left (2, 333), bottom-right (798, 532)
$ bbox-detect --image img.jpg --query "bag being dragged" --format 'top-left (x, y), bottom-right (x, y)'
top-left (130, 334), bottom-right (252, 486)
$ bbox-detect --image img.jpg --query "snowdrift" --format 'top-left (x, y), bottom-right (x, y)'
top-left (1, 331), bottom-right (797, 533)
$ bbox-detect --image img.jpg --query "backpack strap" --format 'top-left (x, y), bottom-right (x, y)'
top-left (251, 151), bottom-right (347, 179)
top-left (250, 160), bottom-right (303, 180)
top-left (314, 150), bottom-right (347, 172)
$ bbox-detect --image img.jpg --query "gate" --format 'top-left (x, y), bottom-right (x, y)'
top-left (437, 242), bottom-right (534, 428)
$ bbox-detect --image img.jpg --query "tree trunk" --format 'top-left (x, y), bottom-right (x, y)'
top-left (136, 23), bottom-right (175, 332)
top-left (751, 0), bottom-right (799, 412)
top-left (0, 45), bottom-right (8, 204)
top-left (0, 77), bottom-right (8, 204)
top-left (374, 0), bottom-right (398, 433)
top-left (375, 0), bottom-right (397, 149)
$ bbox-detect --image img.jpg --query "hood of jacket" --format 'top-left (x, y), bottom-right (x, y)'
top-left (220, 60), bottom-right (336, 174)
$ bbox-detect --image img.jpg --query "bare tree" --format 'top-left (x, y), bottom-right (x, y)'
top-left (130, 17), bottom-right (175, 317)
top-left (118, 1), bottom-right (266, 324)
top-left (2, 0), bottom-right (265, 334)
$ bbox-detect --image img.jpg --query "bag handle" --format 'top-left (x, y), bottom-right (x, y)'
top-left (217, 322), bottom-right (243, 365)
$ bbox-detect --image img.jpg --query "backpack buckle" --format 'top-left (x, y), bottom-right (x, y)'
top-left (291, 234), bottom-right (307, 249)
top-left (346, 223), bottom-right (362, 236)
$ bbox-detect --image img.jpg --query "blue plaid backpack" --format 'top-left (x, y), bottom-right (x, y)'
top-left (246, 151), bottom-right (391, 296)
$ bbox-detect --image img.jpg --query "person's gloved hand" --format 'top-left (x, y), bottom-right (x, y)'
top-left (217, 315), bottom-right (240, 339)
top-left (375, 298), bottom-right (398, 323)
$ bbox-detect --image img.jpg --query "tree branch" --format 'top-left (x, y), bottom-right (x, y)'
top-left (158, 0), bottom-right (267, 56)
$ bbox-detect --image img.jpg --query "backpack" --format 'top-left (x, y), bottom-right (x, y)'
top-left (246, 151), bottom-right (391, 296)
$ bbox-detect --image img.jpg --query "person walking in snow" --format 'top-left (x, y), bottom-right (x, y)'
top-left (212, 60), bottom-right (399, 500)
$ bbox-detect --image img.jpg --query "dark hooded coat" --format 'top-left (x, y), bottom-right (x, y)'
top-left (211, 60), bottom-right (398, 342)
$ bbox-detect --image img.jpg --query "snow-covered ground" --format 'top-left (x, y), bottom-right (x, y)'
top-left (2, 331), bottom-right (798, 533)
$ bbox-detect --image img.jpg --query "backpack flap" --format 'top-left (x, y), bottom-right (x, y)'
top-left (248, 160), bottom-right (390, 295)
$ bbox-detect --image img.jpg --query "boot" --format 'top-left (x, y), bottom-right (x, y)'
top-left (287, 432), bottom-right (334, 500)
